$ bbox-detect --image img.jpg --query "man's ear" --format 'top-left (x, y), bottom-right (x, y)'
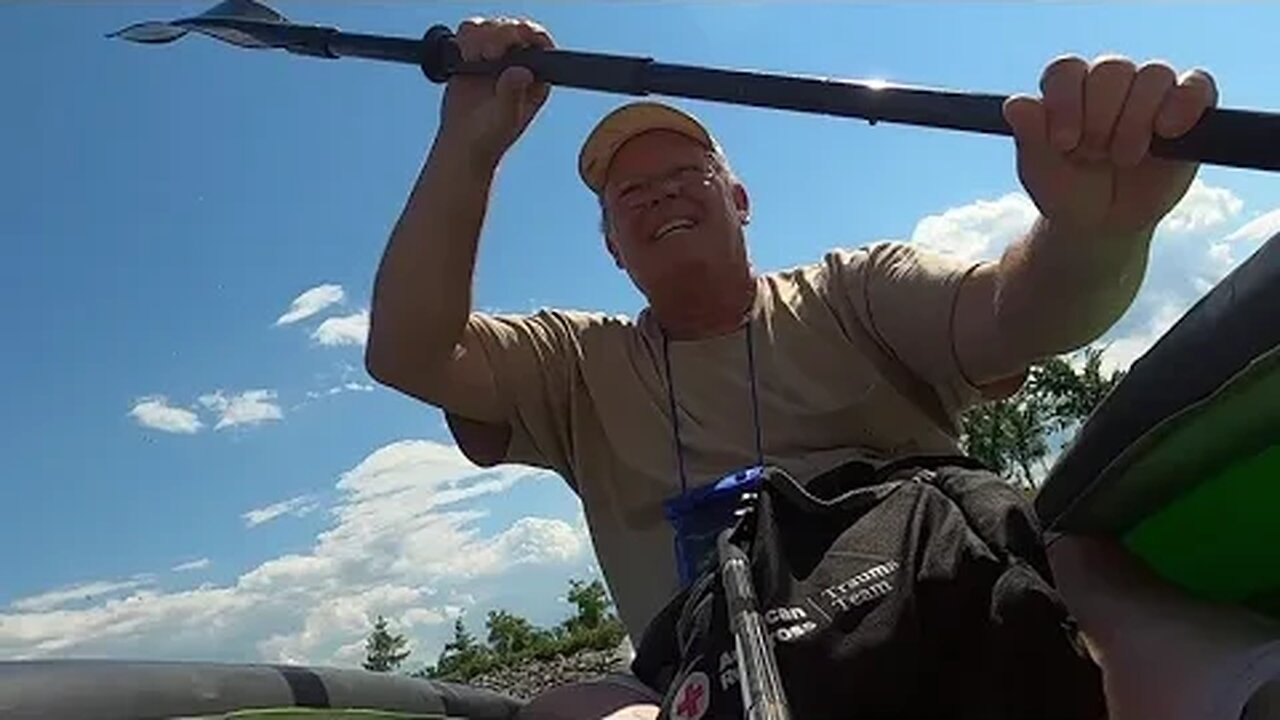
top-left (732, 181), bottom-right (751, 224)
top-left (605, 234), bottom-right (625, 270)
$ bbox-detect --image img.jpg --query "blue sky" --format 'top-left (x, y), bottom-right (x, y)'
top-left (2, 2), bottom-right (1278, 668)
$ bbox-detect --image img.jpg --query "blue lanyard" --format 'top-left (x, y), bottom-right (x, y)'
top-left (661, 321), bottom-right (765, 494)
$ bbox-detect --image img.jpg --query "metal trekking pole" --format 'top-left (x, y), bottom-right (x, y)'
top-left (111, 0), bottom-right (1280, 172)
top-left (718, 530), bottom-right (790, 720)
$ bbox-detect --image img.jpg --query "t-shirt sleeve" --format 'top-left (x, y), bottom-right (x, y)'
top-left (449, 309), bottom-right (589, 485)
top-left (823, 241), bottom-right (992, 417)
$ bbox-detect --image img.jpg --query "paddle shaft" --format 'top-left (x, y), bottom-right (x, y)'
top-left (416, 28), bottom-right (1280, 172)
top-left (171, 17), bottom-right (1280, 172)
top-left (720, 531), bottom-right (792, 720)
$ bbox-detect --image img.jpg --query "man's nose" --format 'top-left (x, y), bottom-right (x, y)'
top-left (650, 175), bottom-right (683, 201)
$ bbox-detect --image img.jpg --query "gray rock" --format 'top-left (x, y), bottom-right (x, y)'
top-left (466, 642), bottom-right (635, 702)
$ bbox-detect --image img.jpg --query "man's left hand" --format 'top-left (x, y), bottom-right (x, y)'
top-left (1004, 55), bottom-right (1218, 237)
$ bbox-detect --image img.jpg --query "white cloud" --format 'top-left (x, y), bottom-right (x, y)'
top-left (1225, 207), bottom-right (1280, 244)
top-left (1205, 242), bottom-right (1235, 281)
top-left (897, 182), bottom-right (1257, 372)
top-left (312, 310), bottom-right (370, 347)
top-left (1159, 179), bottom-right (1243, 234)
top-left (243, 495), bottom-right (319, 528)
top-left (1100, 299), bottom-right (1186, 376)
top-left (884, 180), bottom-right (1261, 398)
top-left (255, 585), bottom-right (428, 666)
top-left (0, 440), bottom-right (584, 669)
top-left (128, 396), bottom-right (203, 434)
top-left (130, 390), bottom-right (284, 436)
top-left (402, 607), bottom-right (449, 628)
top-left (306, 382), bottom-right (375, 400)
top-left (277, 284), bottom-right (345, 326)
top-left (909, 191), bottom-right (1039, 262)
top-left (1096, 190), bottom-right (1265, 374)
top-left (902, 181), bottom-right (1252, 270)
top-left (198, 390), bottom-right (284, 430)
top-left (171, 559), bottom-right (211, 573)
top-left (1098, 191), bottom-right (1268, 355)
top-left (421, 517), bottom-right (587, 581)
top-left (10, 578), bottom-right (153, 613)
top-left (0, 585), bottom-right (256, 658)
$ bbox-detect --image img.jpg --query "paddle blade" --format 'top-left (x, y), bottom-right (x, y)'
top-left (201, 0), bottom-right (288, 23)
top-left (108, 21), bottom-right (187, 44)
top-left (108, 0), bottom-right (289, 47)
top-left (176, 22), bottom-right (278, 50)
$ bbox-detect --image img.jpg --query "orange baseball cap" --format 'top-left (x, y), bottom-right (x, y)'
top-left (577, 101), bottom-right (719, 194)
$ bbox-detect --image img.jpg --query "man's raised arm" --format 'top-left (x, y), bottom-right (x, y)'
top-left (364, 17), bottom-right (556, 428)
top-left (366, 125), bottom-right (504, 420)
top-left (953, 55), bottom-right (1218, 386)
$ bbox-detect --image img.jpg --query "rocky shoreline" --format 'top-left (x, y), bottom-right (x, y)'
top-left (465, 644), bottom-right (636, 702)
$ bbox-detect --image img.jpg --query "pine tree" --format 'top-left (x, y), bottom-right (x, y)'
top-left (422, 617), bottom-right (495, 680)
top-left (362, 615), bottom-right (411, 672)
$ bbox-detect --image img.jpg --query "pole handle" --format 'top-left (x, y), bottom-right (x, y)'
top-left (420, 24), bottom-right (460, 83)
top-left (421, 24), bottom-right (549, 83)
top-left (421, 25), bottom-right (652, 94)
top-left (418, 24), bottom-right (1280, 172)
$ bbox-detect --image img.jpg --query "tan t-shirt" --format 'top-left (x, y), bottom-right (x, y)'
top-left (453, 241), bottom-right (1004, 644)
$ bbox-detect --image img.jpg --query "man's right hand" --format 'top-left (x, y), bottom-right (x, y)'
top-left (439, 17), bottom-right (555, 166)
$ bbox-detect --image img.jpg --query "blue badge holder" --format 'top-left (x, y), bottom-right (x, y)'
top-left (663, 465), bottom-right (765, 588)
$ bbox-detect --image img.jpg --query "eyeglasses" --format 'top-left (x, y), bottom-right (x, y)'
top-left (605, 163), bottom-right (718, 214)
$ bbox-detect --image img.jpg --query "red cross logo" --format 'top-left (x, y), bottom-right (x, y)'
top-left (673, 671), bottom-right (709, 720)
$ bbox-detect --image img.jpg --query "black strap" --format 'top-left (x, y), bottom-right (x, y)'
top-left (272, 664), bottom-right (331, 708)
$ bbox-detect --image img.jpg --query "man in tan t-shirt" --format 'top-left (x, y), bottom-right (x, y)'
top-left (366, 16), bottom-right (1218, 719)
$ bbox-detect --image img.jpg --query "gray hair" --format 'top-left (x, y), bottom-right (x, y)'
top-left (598, 147), bottom-right (737, 237)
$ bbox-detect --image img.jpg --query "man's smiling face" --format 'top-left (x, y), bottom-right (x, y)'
top-left (600, 129), bottom-right (750, 298)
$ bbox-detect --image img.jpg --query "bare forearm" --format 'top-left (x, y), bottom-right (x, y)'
top-left (994, 216), bottom-right (1154, 361)
top-left (367, 130), bottom-right (499, 372)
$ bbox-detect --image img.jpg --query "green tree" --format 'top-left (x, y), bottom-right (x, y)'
top-left (960, 344), bottom-right (1125, 491)
top-left (563, 579), bottom-right (609, 634)
top-left (362, 615), bottom-right (411, 672)
top-left (417, 580), bottom-right (629, 682)
top-left (960, 389), bottom-right (1050, 489)
top-left (486, 609), bottom-right (553, 657)
top-left (442, 617), bottom-right (481, 658)
top-left (556, 578), bottom-right (627, 655)
top-left (1033, 346), bottom-right (1125, 430)
top-left (422, 617), bottom-right (496, 680)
